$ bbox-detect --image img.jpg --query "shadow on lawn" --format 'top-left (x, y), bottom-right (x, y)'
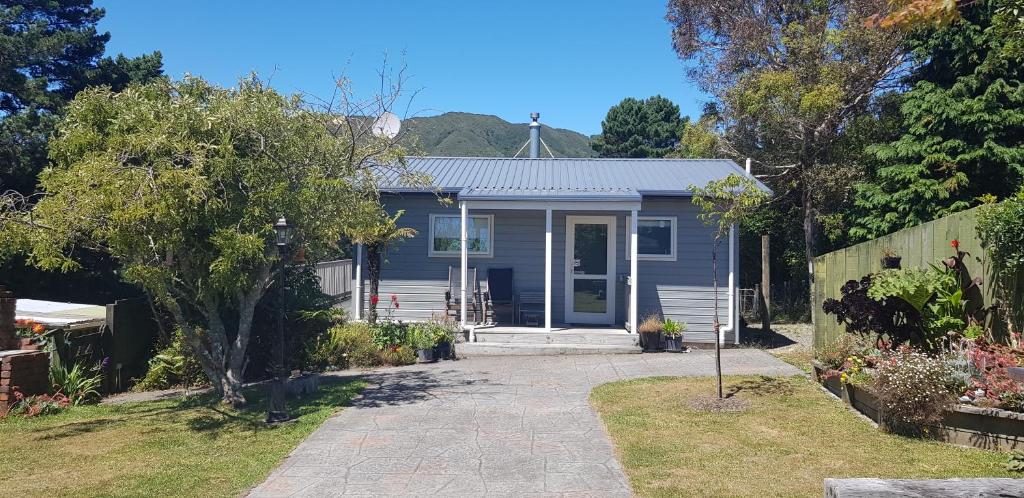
top-left (33, 377), bottom-right (362, 440)
top-left (725, 376), bottom-right (794, 398)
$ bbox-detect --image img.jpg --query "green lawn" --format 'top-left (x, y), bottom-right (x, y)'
top-left (591, 375), bottom-right (1015, 498)
top-left (0, 377), bottom-right (363, 497)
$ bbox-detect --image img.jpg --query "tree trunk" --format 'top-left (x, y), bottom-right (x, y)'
top-left (712, 236), bottom-right (723, 399)
top-left (367, 243), bottom-right (382, 324)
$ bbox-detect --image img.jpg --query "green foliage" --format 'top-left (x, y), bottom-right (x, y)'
top-left (690, 174), bottom-right (770, 240)
top-left (379, 346), bottom-right (417, 366)
top-left (135, 330), bottom-right (207, 391)
top-left (398, 111), bottom-right (596, 158)
top-left (977, 189), bottom-right (1024, 280)
top-left (49, 361), bottom-right (102, 405)
top-left (662, 318), bottom-right (687, 338)
top-left (868, 268), bottom-right (939, 313)
top-left (1007, 450), bottom-right (1024, 472)
top-left (815, 334), bottom-right (872, 370)
top-left (592, 96), bottom-right (687, 158)
top-left (0, 1), bottom-right (163, 195)
top-left (852, 3), bottom-right (1024, 240)
top-left (370, 322), bottom-right (408, 350)
top-left (408, 324), bottom-right (439, 350)
top-left (0, 75), bottom-right (408, 404)
top-left (306, 322), bottom-right (381, 370)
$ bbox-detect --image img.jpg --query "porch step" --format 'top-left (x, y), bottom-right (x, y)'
top-left (457, 342), bottom-right (641, 356)
top-left (472, 331), bottom-right (639, 346)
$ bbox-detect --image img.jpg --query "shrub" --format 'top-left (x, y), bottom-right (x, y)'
top-left (815, 334), bottom-right (869, 370)
top-left (966, 339), bottom-right (1024, 408)
top-left (408, 323), bottom-right (437, 350)
top-left (662, 318), bottom-right (686, 338)
top-left (371, 321), bottom-right (407, 350)
top-left (307, 322), bottom-right (380, 370)
top-left (3, 392), bottom-right (70, 418)
top-left (638, 315), bottom-right (663, 334)
top-left (379, 345), bottom-right (416, 366)
top-left (822, 276), bottom-right (922, 348)
top-left (873, 348), bottom-right (956, 433)
top-left (135, 330), bottom-right (207, 391)
top-left (49, 361), bottom-right (102, 405)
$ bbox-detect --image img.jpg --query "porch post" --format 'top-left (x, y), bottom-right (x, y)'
top-left (629, 210), bottom-right (638, 334)
top-left (460, 202), bottom-right (468, 332)
top-left (545, 208), bottom-right (552, 332)
top-left (353, 243), bottom-right (362, 320)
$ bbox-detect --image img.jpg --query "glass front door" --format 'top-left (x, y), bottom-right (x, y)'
top-left (565, 216), bottom-right (616, 324)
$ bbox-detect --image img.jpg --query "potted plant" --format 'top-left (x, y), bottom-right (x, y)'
top-left (881, 248), bottom-right (901, 269)
top-left (638, 315), bottom-right (663, 352)
top-left (410, 325), bottom-right (437, 363)
top-left (661, 318), bottom-right (687, 352)
top-left (431, 321), bottom-right (456, 360)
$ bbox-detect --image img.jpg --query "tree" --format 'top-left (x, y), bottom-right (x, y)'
top-left (690, 174), bottom-right (770, 398)
top-left (0, 76), bottom-right (409, 405)
top-left (592, 95), bottom-right (687, 158)
top-left (0, 0), bottom-right (164, 194)
top-left (851, 2), bottom-right (1024, 239)
top-left (343, 205), bottom-right (417, 323)
top-left (666, 0), bottom-right (907, 313)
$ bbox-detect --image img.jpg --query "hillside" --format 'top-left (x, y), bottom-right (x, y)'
top-left (398, 112), bottom-right (596, 158)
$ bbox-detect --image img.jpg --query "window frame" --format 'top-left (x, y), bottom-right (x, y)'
top-left (427, 213), bottom-right (495, 258)
top-left (625, 215), bottom-right (677, 261)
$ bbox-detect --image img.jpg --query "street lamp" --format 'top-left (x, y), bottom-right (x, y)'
top-left (267, 216), bottom-right (292, 424)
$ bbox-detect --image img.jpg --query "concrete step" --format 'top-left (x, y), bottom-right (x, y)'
top-left (457, 342), bottom-right (641, 356)
top-left (472, 331), bottom-right (638, 346)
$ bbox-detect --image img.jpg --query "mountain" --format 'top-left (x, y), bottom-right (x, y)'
top-left (397, 112), bottom-right (596, 158)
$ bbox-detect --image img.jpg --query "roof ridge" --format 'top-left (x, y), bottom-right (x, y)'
top-left (405, 156), bottom-right (732, 162)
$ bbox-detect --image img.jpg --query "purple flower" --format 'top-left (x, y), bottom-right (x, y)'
top-left (101, 356), bottom-right (111, 369)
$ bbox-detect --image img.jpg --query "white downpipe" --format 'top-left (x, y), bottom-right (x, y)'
top-left (720, 224), bottom-right (738, 345)
top-left (629, 210), bottom-right (638, 334)
top-left (544, 208), bottom-right (552, 333)
top-left (353, 243), bottom-right (363, 320)
top-left (460, 202), bottom-right (471, 341)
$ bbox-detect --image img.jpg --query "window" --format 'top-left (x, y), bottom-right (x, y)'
top-left (428, 214), bottom-right (494, 257)
top-left (626, 216), bottom-right (676, 261)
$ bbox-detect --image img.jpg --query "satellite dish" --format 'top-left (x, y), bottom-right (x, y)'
top-left (371, 111), bottom-right (402, 139)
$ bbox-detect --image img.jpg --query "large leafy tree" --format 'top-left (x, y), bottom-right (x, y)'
top-left (0, 77), bottom-right (409, 405)
top-left (0, 0), bottom-right (163, 194)
top-left (592, 95), bottom-right (687, 158)
top-left (666, 0), bottom-right (906, 305)
top-left (851, 2), bottom-right (1024, 239)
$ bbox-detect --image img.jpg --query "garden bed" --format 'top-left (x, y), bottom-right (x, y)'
top-left (813, 361), bottom-right (1024, 451)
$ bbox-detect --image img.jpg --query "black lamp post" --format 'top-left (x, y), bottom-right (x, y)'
top-left (266, 216), bottom-right (293, 424)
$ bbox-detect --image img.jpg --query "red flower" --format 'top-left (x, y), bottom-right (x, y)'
top-left (370, 294), bottom-right (380, 305)
top-left (390, 294), bottom-right (399, 309)
top-left (951, 239), bottom-right (960, 249)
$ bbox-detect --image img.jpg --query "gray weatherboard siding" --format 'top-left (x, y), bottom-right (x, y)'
top-left (354, 193), bottom-right (734, 343)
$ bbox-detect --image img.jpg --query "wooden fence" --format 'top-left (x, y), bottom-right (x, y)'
top-left (315, 259), bottom-right (353, 300)
top-left (812, 206), bottom-right (996, 348)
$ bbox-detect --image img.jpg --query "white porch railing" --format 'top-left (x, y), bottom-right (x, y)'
top-left (315, 259), bottom-right (353, 300)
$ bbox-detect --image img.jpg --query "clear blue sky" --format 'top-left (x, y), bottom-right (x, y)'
top-left (95, 1), bottom-right (707, 135)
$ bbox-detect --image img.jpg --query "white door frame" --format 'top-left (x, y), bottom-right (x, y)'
top-left (565, 215), bottom-right (616, 324)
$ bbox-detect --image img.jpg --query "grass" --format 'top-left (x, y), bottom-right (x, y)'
top-left (591, 375), bottom-right (1015, 498)
top-left (0, 377), bottom-right (363, 498)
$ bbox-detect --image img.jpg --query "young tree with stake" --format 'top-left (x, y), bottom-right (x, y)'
top-left (690, 174), bottom-right (769, 398)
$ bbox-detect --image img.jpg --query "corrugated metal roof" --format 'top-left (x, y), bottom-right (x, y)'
top-left (383, 157), bottom-right (771, 200)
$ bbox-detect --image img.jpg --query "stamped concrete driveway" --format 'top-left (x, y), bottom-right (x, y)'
top-left (249, 349), bottom-right (801, 497)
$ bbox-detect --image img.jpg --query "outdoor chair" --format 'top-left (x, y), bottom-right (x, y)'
top-left (484, 268), bottom-right (517, 324)
top-left (445, 266), bottom-right (482, 324)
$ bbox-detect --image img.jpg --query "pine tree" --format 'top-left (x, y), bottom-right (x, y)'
top-left (0, 0), bottom-right (164, 194)
top-left (592, 95), bottom-right (687, 158)
top-left (852, 3), bottom-right (1024, 240)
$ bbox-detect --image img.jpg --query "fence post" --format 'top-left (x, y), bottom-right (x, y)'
top-left (761, 234), bottom-right (771, 331)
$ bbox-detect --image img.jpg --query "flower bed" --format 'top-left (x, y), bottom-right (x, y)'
top-left (813, 360), bottom-right (1024, 451)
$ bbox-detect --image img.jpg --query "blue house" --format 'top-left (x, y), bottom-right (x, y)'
top-left (350, 115), bottom-right (770, 347)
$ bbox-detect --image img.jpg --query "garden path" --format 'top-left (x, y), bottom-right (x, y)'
top-left (249, 349), bottom-right (801, 497)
